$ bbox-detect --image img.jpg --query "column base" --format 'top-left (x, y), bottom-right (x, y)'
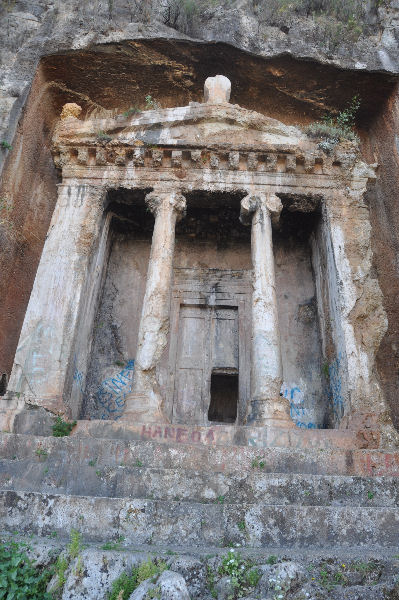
top-left (246, 396), bottom-right (294, 428)
top-left (120, 392), bottom-right (168, 424)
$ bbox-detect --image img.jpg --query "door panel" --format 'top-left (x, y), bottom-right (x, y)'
top-left (173, 305), bottom-right (208, 424)
top-left (212, 308), bottom-right (238, 371)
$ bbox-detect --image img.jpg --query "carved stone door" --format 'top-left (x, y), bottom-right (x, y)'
top-left (168, 268), bottom-right (251, 425)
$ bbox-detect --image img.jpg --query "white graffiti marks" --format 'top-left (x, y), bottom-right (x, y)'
top-left (95, 360), bottom-right (135, 420)
top-left (13, 320), bottom-right (58, 395)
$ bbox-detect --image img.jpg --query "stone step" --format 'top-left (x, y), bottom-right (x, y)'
top-left (1, 432), bottom-right (398, 477)
top-left (1, 458), bottom-right (398, 507)
top-left (1, 489), bottom-right (399, 552)
top-left (72, 419), bottom-right (379, 450)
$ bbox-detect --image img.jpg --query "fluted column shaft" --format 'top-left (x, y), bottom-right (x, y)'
top-left (122, 190), bottom-right (186, 423)
top-left (241, 193), bottom-right (291, 426)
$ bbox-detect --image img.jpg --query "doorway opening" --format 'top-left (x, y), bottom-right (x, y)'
top-left (208, 371), bottom-right (238, 423)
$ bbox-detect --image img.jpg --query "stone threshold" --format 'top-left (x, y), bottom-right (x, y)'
top-left (72, 420), bottom-right (379, 450)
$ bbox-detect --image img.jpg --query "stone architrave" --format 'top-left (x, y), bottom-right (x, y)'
top-left (240, 193), bottom-right (292, 427)
top-left (7, 183), bottom-right (106, 417)
top-left (122, 190), bottom-right (186, 423)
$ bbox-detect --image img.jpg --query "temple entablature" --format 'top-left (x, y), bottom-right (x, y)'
top-left (52, 85), bottom-right (375, 195)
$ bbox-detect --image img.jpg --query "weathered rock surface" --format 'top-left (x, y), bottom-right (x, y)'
top-left (168, 555), bottom-right (208, 599)
top-left (129, 570), bottom-right (190, 600)
top-left (60, 549), bottom-right (142, 600)
top-left (4, 539), bottom-right (399, 600)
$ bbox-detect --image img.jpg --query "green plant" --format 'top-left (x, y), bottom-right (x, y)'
top-left (247, 567), bottom-right (261, 587)
top-left (321, 362), bottom-right (330, 378)
top-left (68, 529), bottom-right (82, 559)
top-left (108, 570), bottom-right (138, 600)
top-left (215, 495), bottom-right (225, 504)
top-left (237, 520), bottom-right (246, 531)
top-left (97, 130), bottom-right (112, 142)
top-left (101, 536), bottom-right (125, 551)
top-left (317, 563), bottom-right (347, 591)
top-left (0, 539), bottom-right (53, 599)
top-left (217, 549), bottom-right (261, 598)
top-left (74, 555), bottom-right (84, 578)
top-left (88, 459), bottom-right (97, 467)
top-left (52, 416), bottom-right (76, 437)
top-left (266, 555), bottom-right (278, 565)
top-left (144, 95), bottom-right (160, 110)
top-left (108, 558), bottom-right (167, 600)
top-left (35, 447), bottom-right (48, 458)
top-left (136, 558), bottom-right (167, 584)
top-left (1, 140), bottom-right (12, 150)
top-left (305, 95), bottom-right (361, 151)
top-left (367, 490), bottom-right (375, 500)
top-left (95, 470), bottom-right (102, 478)
top-left (123, 106), bottom-right (141, 118)
top-left (206, 565), bottom-right (217, 599)
top-left (146, 586), bottom-right (161, 599)
top-left (351, 560), bottom-right (379, 572)
top-left (55, 554), bottom-right (68, 587)
top-left (251, 456), bottom-right (265, 469)
top-left (135, 459), bottom-right (143, 467)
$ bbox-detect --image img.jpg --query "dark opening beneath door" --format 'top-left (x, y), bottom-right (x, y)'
top-left (208, 372), bottom-right (238, 423)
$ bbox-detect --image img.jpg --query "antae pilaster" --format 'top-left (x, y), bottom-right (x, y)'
top-left (6, 183), bottom-right (107, 418)
top-left (122, 190), bottom-right (186, 423)
top-left (240, 193), bottom-right (292, 427)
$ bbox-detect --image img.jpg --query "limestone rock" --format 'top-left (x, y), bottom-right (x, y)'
top-left (128, 570), bottom-right (190, 600)
top-left (215, 575), bottom-right (235, 600)
top-left (263, 561), bottom-right (306, 595)
top-left (169, 554), bottom-right (208, 598)
top-left (204, 75), bottom-right (231, 104)
top-left (60, 103), bottom-right (82, 120)
top-left (60, 549), bottom-right (141, 600)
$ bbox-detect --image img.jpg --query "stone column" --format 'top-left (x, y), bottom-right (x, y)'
top-left (122, 190), bottom-right (186, 423)
top-left (240, 193), bottom-right (292, 427)
top-left (6, 182), bottom-right (106, 418)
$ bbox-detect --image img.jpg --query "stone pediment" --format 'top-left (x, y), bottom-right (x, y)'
top-left (53, 102), bottom-right (305, 153)
top-left (52, 76), bottom-right (374, 185)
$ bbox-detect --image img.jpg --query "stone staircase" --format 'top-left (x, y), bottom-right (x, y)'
top-left (1, 427), bottom-right (399, 557)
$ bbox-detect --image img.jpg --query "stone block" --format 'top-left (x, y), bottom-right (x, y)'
top-left (204, 75), bottom-right (231, 104)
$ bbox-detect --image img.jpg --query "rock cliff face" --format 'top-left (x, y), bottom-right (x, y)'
top-left (1, 0), bottom-right (399, 427)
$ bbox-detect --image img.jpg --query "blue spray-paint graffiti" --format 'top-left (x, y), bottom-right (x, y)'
top-left (94, 360), bottom-right (135, 420)
top-left (72, 354), bottom-right (85, 394)
top-left (281, 382), bottom-right (322, 429)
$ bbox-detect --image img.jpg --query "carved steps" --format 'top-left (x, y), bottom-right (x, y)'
top-left (1, 432), bottom-right (399, 552)
top-left (1, 458), bottom-right (399, 507)
top-left (1, 489), bottom-right (399, 553)
top-left (0, 433), bottom-right (397, 477)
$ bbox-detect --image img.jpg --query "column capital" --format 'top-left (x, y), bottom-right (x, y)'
top-left (145, 190), bottom-right (186, 222)
top-left (240, 193), bottom-right (282, 226)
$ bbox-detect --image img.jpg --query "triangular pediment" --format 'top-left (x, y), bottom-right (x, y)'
top-left (53, 101), bottom-right (307, 153)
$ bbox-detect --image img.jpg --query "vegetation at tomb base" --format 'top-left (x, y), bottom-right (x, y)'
top-left (108, 557), bottom-right (167, 600)
top-left (0, 538), bottom-right (54, 599)
top-left (52, 416), bottom-right (76, 437)
top-left (209, 548), bottom-right (261, 599)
